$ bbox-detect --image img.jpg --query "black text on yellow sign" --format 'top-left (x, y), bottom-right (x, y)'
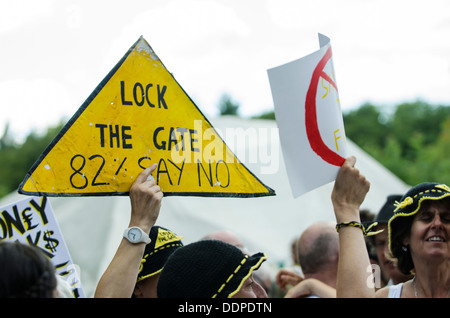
top-left (19, 36), bottom-right (275, 198)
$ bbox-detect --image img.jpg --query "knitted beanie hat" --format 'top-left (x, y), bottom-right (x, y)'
top-left (157, 239), bottom-right (267, 298)
top-left (388, 182), bottom-right (450, 254)
top-left (136, 226), bottom-right (183, 282)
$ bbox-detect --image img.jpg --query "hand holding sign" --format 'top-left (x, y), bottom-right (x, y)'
top-left (129, 163), bottom-right (163, 231)
top-left (268, 34), bottom-right (347, 198)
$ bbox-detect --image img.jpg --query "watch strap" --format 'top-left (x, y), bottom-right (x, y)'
top-left (123, 226), bottom-right (151, 244)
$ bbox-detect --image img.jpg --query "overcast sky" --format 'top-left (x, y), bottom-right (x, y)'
top-left (1, 0), bottom-right (450, 141)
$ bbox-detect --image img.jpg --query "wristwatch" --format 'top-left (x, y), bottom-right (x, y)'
top-left (123, 226), bottom-right (151, 244)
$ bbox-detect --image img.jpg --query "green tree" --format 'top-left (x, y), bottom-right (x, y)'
top-left (389, 101), bottom-right (450, 160)
top-left (343, 103), bottom-right (388, 150)
top-left (217, 93), bottom-right (240, 116)
top-left (415, 116), bottom-right (450, 185)
top-left (343, 100), bottom-right (450, 186)
top-left (0, 123), bottom-right (14, 150)
top-left (0, 122), bottom-right (63, 198)
top-left (252, 110), bottom-right (275, 120)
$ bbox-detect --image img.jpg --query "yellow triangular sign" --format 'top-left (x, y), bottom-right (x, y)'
top-left (19, 36), bottom-right (275, 198)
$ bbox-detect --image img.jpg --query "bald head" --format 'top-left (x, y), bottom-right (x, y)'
top-left (297, 221), bottom-right (339, 275)
top-left (202, 230), bottom-right (246, 252)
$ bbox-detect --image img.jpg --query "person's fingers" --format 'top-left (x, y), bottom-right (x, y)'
top-left (344, 155), bottom-right (356, 168)
top-left (135, 163), bottom-right (157, 184)
top-left (152, 185), bottom-right (161, 193)
top-left (285, 275), bottom-right (303, 286)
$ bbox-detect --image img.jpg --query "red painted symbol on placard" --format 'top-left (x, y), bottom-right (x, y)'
top-left (305, 46), bottom-right (345, 166)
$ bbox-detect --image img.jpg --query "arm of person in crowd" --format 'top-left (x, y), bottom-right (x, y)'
top-left (284, 278), bottom-right (336, 298)
top-left (275, 268), bottom-right (303, 292)
top-left (331, 156), bottom-right (375, 298)
top-left (94, 164), bottom-right (163, 298)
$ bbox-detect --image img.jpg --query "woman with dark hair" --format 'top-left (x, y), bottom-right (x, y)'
top-left (381, 182), bottom-right (450, 297)
top-left (0, 241), bottom-right (57, 298)
top-left (331, 156), bottom-right (450, 298)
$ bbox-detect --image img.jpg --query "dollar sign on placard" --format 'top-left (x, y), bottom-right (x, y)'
top-left (43, 230), bottom-right (59, 253)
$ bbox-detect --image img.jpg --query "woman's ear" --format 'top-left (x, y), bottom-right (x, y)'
top-left (402, 236), bottom-right (410, 248)
top-left (133, 282), bottom-right (143, 298)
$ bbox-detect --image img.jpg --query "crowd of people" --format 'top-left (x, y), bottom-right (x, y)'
top-left (1, 156), bottom-right (449, 298)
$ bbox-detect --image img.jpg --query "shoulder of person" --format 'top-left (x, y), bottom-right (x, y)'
top-left (375, 286), bottom-right (390, 298)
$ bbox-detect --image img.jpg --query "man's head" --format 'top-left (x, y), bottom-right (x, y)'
top-left (297, 222), bottom-right (339, 276)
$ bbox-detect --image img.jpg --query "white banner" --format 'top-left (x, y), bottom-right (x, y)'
top-left (0, 196), bottom-right (85, 297)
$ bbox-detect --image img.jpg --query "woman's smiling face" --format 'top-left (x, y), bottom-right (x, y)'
top-left (407, 198), bottom-right (450, 261)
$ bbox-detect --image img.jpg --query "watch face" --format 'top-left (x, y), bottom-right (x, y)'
top-left (128, 228), bottom-right (142, 242)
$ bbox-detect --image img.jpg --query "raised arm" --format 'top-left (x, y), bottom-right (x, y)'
top-left (331, 156), bottom-right (375, 298)
top-left (94, 164), bottom-right (163, 298)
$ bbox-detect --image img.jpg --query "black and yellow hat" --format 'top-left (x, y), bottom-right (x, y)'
top-left (157, 240), bottom-right (267, 298)
top-left (375, 194), bottom-right (403, 224)
top-left (388, 182), bottom-right (450, 254)
top-left (136, 226), bottom-right (183, 282)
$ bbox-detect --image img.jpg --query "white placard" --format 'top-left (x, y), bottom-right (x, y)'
top-left (0, 196), bottom-right (85, 297)
top-left (268, 34), bottom-right (347, 198)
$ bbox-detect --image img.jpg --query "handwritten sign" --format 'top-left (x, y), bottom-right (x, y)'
top-left (0, 196), bottom-right (84, 297)
top-left (267, 34), bottom-right (347, 198)
top-left (19, 36), bottom-right (274, 198)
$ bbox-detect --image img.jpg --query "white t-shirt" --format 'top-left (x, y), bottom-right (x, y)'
top-left (388, 283), bottom-right (403, 298)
